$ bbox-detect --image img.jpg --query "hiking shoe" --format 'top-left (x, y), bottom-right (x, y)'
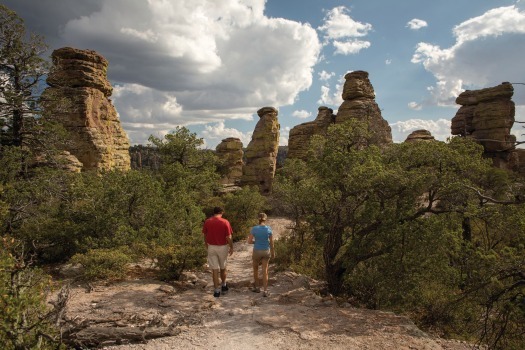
top-left (213, 290), bottom-right (221, 298)
top-left (221, 284), bottom-right (229, 293)
top-left (252, 287), bottom-right (260, 293)
top-left (263, 291), bottom-right (269, 297)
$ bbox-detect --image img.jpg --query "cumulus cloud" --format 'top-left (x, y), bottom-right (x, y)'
top-left (201, 122), bottom-right (252, 148)
top-left (406, 18), bottom-right (428, 30)
top-left (408, 101), bottom-right (423, 110)
top-left (318, 74), bottom-right (345, 106)
top-left (318, 70), bottom-right (335, 81)
top-left (385, 59), bottom-right (392, 65)
top-left (6, 0), bottom-right (322, 144)
top-left (412, 5), bottom-right (525, 107)
top-left (390, 119), bottom-right (451, 143)
top-left (318, 6), bottom-right (372, 55)
top-left (292, 110), bottom-right (312, 119)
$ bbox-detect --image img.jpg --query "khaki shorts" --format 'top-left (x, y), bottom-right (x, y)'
top-left (252, 249), bottom-right (271, 264)
top-left (207, 244), bottom-right (229, 270)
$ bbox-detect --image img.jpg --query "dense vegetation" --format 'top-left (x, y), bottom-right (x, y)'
top-left (1, 4), bottom-right (524, 349)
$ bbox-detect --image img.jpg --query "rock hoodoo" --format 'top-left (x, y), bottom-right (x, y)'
top-left (451, 82), bottom-right (517, 170)
top-left (216, 137), bottom-right (244, 186)
top-left (287, 106), bottom-right (334, 160)
top-left (287, 71), bottom-right (392, 161)
top-left (404, 129), bottom-right (435, 143)
top-left (44, 47), bottom-right (131, 172)
top-left (337, 71), bottom-right (392, 147)
top-left (242, 107), bottom-right (280, 194)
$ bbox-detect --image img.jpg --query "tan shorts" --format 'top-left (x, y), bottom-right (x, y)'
top-left (252, 249), bottom-right (270, 264)
top-left (207, 244), bottom-right (229, 270)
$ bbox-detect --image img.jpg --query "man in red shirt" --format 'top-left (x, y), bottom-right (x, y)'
top-left (202, 207), bottom-right (234, 297)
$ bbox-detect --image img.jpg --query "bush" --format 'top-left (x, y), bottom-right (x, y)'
top-left (0, 237), bottom-right (65, 349)
top-left (151, 238), bottom-right (206, 280)
top-left (223, 186), bottom-right (268, 241)
top-left (70, 248), bottom-right (132, 281)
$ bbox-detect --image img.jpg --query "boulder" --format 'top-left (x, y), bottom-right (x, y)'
top-left (216, 137), bottom-right (244, 185)
top-left (404, 130), bottom-right (435, 143)
top-left (287, 106), bottom-right (334, 160)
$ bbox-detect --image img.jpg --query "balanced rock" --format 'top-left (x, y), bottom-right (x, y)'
top-left (287, 106), bottom-right (334, 160)
top-left (336, 71), bottom-right (392, 147)
top-left (451, 82), bottom-right (516, 170)
top-left (216, 137), bottom-right (244, 185)
top-left (404, 130), bottom-right (435, 143)
top-left (242, 107), bottom-right (280, 194)
top-left (44, 47), bottom-right (131, 172)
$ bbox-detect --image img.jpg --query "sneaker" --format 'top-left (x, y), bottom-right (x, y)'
top-left (252, 287), bottom-right (260, 293)
top-left (263, 291), bottom-right (269, 297)
top-left (213, 290), bottom-right (221, 298)
top-left (221, 284), bottom-right (229, 293)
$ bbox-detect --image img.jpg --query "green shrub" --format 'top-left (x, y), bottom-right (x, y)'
top-left (0, 238), bottom-right (65, 349)
top-left (151, 239), bottom-right (206, 280)
top-left (223, 186), bottom-right (268, 241)
top-left (70, 248), bottom-right (132, 281)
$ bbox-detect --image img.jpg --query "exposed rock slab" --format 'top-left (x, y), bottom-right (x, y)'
top-left (287, 106), bottom-right (334, 160)
top-left (242, 107), bottom-right (280, 194)
top-left (44, 47), bottom-right (131, 171)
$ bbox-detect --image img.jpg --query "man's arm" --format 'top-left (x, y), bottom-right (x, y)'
top-left (226, 235), bottom-right (233, 256)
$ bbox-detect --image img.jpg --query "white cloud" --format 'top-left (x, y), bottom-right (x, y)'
top-left (280, 126), bottom-right (291, 146)
top-left (333, 39), bottom-right (371, 55)
top-left (406, 18), bottom-right (428, 30)
top-left (408, 101), bottom-right (422, 110)
top-left (31, 0), bottom-right (322, 144)
top-left (292, 110), bottom-right (312, 119)
top-left (385, 59), bottom-right (392, 65)
top-left (318, 6), bottom-right (372, 55)
top-left (318, 74), bottom-right (345, 106)
top-left (411, 5), bottom-right (525, 107)
top-left (201, 122), bottom-right (252, 149)
top-left (318, 70), bottom-right (335, 81)
top-left (390, 118), bottom-right (451, 143)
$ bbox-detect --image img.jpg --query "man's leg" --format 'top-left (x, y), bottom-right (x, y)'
top-left (212, 269), bottom-right (220, 289)
top-left (220, 268), bottom-right (227, 285)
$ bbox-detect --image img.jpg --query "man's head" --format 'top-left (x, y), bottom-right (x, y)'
top-left (213, 206), bottom-right (224, 215)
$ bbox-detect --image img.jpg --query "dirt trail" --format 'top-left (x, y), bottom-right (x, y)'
top-left (61, 218), bottom-right (475, 350)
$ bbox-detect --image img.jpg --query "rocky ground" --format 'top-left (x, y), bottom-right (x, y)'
top-left (57, 218), bottom-right (479, 350)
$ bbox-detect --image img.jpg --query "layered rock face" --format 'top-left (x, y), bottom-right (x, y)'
top-left (404, 130), bottom-right (435, 143)
top-left (216, 137), bottom-right (244, 186)
top-left (451, 83), bottom-right (517, 170)
top-left (242, 107), bottom-right (280, 194)
top-left (287, 71), bottom-right (392, 160)
top-left (44, 47), bottom-right (131, 172)
top-left (337, 71), bottom-right (392, 147)
top-left (287, 106), bottom-right (334, 160)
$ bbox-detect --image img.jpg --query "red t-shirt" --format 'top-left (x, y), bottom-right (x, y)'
top-left (202, 216), bottom-right (233, 245)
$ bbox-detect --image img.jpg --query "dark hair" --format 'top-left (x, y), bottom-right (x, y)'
top-left (213, 207), bottom-right (224, 214)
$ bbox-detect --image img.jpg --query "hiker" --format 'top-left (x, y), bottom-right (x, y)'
top-left (202, 206), bottom-right (234, 297)
top-left (247, 212), bottom-right (275, 297)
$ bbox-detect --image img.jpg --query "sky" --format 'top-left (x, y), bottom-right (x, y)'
top-left (3, 0), bottom-right (525, 148)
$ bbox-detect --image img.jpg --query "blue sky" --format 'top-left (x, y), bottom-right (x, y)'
top-left (4, 0), bottom-right (525, 148)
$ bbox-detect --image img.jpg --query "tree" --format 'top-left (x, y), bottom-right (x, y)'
top-left (0, 5), bottom-right (49, 148)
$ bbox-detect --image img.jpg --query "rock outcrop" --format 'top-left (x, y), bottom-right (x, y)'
top-left (242, 107), bottom-right (280, 194)
top-left (404, 130), bottom-right (435, 143)
top-left (44, 47), bottom-right (131, 172)
top-left (216, 137), bottom-right (244, 186)
top-left (287, 71), bottom-right (392, 161)
top-left (451, 82), bottom-right (517, 170)
top-left (336, 71), bottom-right (392, 147)
top-left (287, 106), bottom-right (334, 160)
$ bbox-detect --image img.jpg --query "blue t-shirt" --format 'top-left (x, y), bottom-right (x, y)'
top-left (251, 225), bottom-right (272, 250)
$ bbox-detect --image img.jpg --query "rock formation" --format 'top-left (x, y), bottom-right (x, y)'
top-left (451, 82), bottom-right (517, 170)
top-left (242, 107), bottom-right (280, 194)
top-left (287, 71), bottom-right (392, 161)
top-left (287, 106), bottom-right (334, 160)
top-left (44, 47), bottom-right (131, 172)
top-left (216, 137), bottom-right (244, 186)
top-left (337, 71), bottom-right (392, 147)
top-left (404, 130), bottom-right (435, 143)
